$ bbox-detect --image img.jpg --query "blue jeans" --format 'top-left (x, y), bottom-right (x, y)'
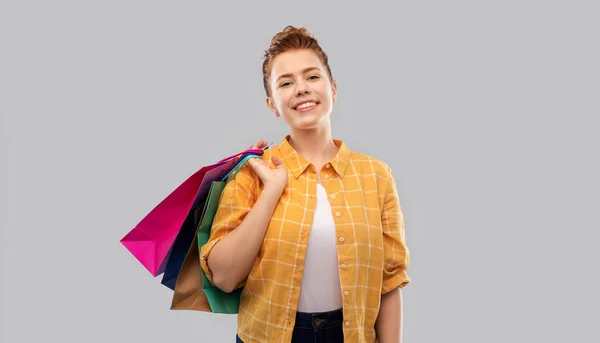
top-left (236, 308), bottom-right (344, 343)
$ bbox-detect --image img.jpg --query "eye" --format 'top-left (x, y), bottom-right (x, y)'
top-left (308, 75), bottom-right (320, 80)
top-left (279, 81), bottom-right (291, 88)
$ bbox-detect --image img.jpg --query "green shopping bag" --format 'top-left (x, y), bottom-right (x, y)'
top-left (197, 153), bottom-right (259, 313)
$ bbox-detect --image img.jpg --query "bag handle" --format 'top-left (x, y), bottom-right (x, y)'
top-left (216, 149), bottom-right (263, 165)
top-left (221, 153), bottom-right (262, 182)
top-left (216, 141), bottom-right (273, 165)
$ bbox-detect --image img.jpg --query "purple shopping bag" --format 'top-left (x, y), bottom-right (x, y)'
top-left (120, 149), bottom-right (262, 276)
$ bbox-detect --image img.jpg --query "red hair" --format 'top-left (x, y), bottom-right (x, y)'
top-left (262, 25), bottom-right (333, 97)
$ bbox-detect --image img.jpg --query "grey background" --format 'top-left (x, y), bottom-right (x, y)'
top-left (1, 1), bottom-right (598, 342)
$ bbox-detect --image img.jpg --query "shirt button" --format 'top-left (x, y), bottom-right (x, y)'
top-left (344, 290), bottom-right (349, 296)
top-left (340, 264), bottom-right (346, 269)
top-left (345, 321), bottom-right (350, 327)
top-left (335, 212), bottom-right (341, 217)
top-left (330, 194), bottom-right (335, 199)
top-left (324, 174), bottom-right (329, 179)
top-left (339, 237), bottom-right (344, 242)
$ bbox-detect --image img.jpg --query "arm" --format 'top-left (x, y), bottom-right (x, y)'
top-left (376, 163), bottom-right (411, 342)
top-left (199, 146), bottom-right (287, 293)
top-left (375, 287), bottom-right (403, 343)
top-left (206, 185), bottom-right (282, 292)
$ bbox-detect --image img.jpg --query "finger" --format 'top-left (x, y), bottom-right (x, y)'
top-left (251, 139), bottom-right (267, 150)
top-left (271, 156), bottom-right (283, 166)
top-left (248, 160), bottom-right (270, 179)
top-left (247, 157), bottom-right (261, 167)
top-left (248, 157), bottom-right (267, 169)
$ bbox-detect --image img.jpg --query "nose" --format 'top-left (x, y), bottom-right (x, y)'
top-left (296, 88), bottom-right (310, 97)
top-left (295, 81), bottom-right (310, 96)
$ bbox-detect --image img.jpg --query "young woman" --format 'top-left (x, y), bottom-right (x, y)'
top-left (199, 25), bottom-right (411, 343)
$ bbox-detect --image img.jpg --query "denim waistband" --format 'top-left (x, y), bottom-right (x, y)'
top-left (293, 308), bottom-right (343, 332)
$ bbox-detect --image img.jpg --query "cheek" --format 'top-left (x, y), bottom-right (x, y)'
top-left (275, 93), bottom-right (292, 110)
top-left (276, 98), bottom-right (287, 112)
top-left (318, 84), bottom-right (333, 99)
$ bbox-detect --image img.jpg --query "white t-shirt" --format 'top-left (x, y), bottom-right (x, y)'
top-left (297, 183), bottom-right (343, 312)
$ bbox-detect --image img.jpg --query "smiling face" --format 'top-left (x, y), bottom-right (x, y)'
top-left (266, 49), bottom-right (337, 131)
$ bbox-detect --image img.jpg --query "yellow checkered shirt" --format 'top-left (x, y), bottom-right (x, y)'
top-left (200, 135), bottom-right (411, 343)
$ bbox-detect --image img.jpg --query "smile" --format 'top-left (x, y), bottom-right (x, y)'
top-left (294, 101), bottom-right (319, 112)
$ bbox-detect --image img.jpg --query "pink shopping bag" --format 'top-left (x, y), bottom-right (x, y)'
top-left (120, 149), bottom-right (262, 276)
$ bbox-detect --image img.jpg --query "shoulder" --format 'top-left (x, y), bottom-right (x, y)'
top-left (346, 149), bottom-right (401, 202)
top-left (347, 149), bottom-right (395, 180)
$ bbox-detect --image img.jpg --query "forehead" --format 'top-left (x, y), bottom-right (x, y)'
top-left (270, 49), bottom-right (325, 77)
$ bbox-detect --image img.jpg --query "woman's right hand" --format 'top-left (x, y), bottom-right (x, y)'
top-left (247, 139), bottom-right (288, 193)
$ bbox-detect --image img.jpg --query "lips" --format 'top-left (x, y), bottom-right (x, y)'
top-left (294, 101), bottom-right (319, 112)
top-left (293, 99), bottom-right (320, 110)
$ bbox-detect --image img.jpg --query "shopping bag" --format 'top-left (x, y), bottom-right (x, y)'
top-left (159, 197), bottom-right (205, 290)
top-left (198, 181), bottom-right (240, 313)
top-left (160, 150), bottom-right (263, 290)
top-left (120, 148), bottom-right (262, 276)
top-left (198, 156), bottom-right (256, 313)
top-left (169, 232), bottom-right (211, 311)
top-left (171, 153), bottom-right (260, 313)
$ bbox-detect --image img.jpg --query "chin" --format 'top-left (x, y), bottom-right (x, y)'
top-left (283, 107), bottom-right (331, 128)
top-left (293, 118), bottom-right (328, 131)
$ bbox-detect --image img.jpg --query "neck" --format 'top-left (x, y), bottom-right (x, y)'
top-left (288, 127), bottom-right (338, 169)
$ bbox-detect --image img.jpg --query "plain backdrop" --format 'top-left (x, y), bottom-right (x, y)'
top-left (1, 1), bottom-right (599, 342)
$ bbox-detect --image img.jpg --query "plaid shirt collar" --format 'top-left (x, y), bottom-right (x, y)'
top-left (275, 135), bottom-right (352, 179)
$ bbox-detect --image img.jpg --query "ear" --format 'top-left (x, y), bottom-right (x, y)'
top-left (266, 97), bottom-right (279, 117)
top-left (331, 80), bottom-right (338, 103)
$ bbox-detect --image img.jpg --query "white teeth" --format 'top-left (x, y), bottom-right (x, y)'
top-left (296, 102), bottom-right (317, 110)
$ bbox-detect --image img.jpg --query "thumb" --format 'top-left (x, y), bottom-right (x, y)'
top-left (271, 156), bottom-right (284, 167)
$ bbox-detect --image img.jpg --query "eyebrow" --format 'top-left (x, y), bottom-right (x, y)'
top-left (275, 66), bottom-right (322, 83)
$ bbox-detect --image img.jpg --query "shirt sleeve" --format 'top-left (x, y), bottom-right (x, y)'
top-left (199, 160), bottom-right (258, 289)
top-left (380, 163), bottom-right (411, 294)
